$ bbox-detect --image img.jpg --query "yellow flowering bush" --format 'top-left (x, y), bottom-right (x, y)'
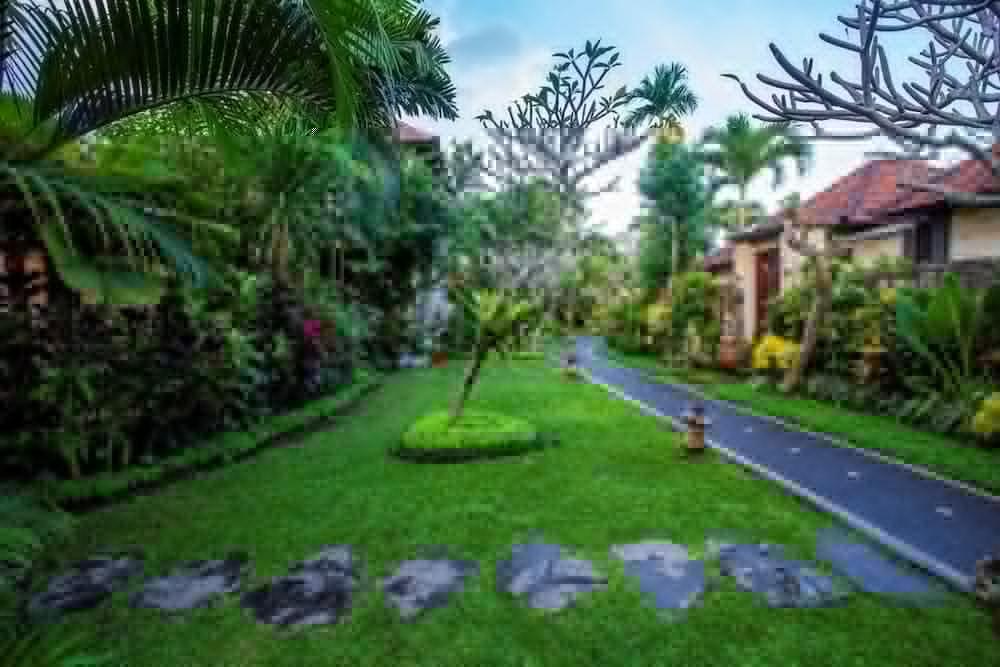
top-left (973, 393), bottom-right (1000, 440)
top-left (752, 335), bottom-right (800, 371)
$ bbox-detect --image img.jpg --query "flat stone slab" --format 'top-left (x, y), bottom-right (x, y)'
top-left (612, 542), bottom-right (705, 611)
top-left (624, 558), bottom-right (706, 610)
top-left (497, 543), bottom-right (607, 611)
top-left (718, 543), bottom-right (847, 608)
top-left (815, 530), bottom-right (940, 603)
top-left (611, 541), bottom-right (689, 564)
top-left (131, 553), bottom-right (249, 612)
top-left (29, 553), bottom-right (144, 617)
top-left (381, 558), bottom-right (479, 620)
top-left (241, 545), bottom-right (360, 628)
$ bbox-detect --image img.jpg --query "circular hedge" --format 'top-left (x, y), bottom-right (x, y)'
top-left (394, 410), bottom-right (542, 463)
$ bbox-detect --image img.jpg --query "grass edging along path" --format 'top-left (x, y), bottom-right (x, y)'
top-left (603, 345), bottom-right (1000, 495)
top-left (42, 372), bottom-right (383, 510)
top-left (51, 360), bottom-right (998, 667)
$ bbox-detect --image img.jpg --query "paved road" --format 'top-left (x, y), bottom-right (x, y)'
top-left (575, 336), bottom-right (999, 592)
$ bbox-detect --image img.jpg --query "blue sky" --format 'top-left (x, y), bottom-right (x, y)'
top-left (411, 0), bottom-right (932, 237)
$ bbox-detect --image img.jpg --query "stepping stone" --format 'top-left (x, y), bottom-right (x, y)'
top-left (381, 558), bottom-right (479, 621)
top-left (497, 543), bottom-right (607, 611)
top-left (611, 541), bottom-right (689, 565)
top-left (241, 545), bottom-right (360, 628)
top-left (29, 553), bottom-right (144, 618)
top-left (623, 558), bottom-right (706, 611)
top-left (131, 553), bottom-right (249, 612)
top-left (612, 541), bottom-right (706, 610)
top-left (815, 530), bottom-right (940, 603)
top-left (718, 543), bottom-right (846, 608)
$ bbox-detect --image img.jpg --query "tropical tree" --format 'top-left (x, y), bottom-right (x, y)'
top-left (475, 41), bottom-right (699, 230)
top-left (623, 63), bottom-right (698, 136)
top-left (696, 113), bottom-right (812, 229)
top-left (0, 0), bottom-right (457, 308)
top-left (451, 288), bottom-right (540, 421)
top-left (637, 140), bottom-right (712, 284)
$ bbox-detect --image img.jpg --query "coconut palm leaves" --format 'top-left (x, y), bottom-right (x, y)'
top-left (623, 63), bottom-right (698, 131)
top-left (697, 113), bottom-right (811, 227)
top-left (0, 0), bottom-right (457, 300)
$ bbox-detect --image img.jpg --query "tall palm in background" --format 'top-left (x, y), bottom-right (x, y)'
top-left (0, 0), bottom-right (456, 300)
top-left (696, 113), bottom-right (811, 230)
top-left (623, 63), bottom-right (698, 139)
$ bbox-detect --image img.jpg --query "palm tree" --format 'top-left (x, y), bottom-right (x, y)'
top-left (637, 141), bottom-right (708, 283)
top-left (696, 113), bottom-right (811, 229)
top-left (0, 0), bottom-right (456, 303)
top-left (623, 63), bottom-right (698, 135)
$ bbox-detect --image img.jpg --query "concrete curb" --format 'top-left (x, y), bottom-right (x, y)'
top-left (578, 365), bottom-right (976, 594)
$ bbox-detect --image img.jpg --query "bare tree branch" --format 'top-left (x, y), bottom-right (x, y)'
top-left (726, 0), bottom-right (1000, 206)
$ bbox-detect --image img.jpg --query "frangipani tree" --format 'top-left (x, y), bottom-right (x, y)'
top-left (724, 0), bottom-right (1000, 203)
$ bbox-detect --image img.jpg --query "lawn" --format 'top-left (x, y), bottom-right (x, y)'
top-left (605, 345), bottom-right (1000, 495)
top-left (48, 360), bottom-right (996, 666)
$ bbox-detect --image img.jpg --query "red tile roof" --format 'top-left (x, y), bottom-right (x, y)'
top-left (796, 159), bottom-right (933, 226)
top-left (884, 157), bottom-right (1000, 213)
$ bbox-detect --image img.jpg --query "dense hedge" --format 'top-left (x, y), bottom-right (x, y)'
top-left (393, 410), bottom-right (542, 463)
top-left (39, 372), bottom-right (381, 508)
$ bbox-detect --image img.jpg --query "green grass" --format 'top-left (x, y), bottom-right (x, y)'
top-left (604, 345), bottom-right (1000, 494)
top-left (41, 360), bottom-right (997, 667)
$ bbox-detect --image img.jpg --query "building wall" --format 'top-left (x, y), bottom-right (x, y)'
top-left (951, 208), bottom-right (1000, 261)
top-left (851, 235), bottom-right (903, 266)
top-left (731, 237), bottom-right (779, 341)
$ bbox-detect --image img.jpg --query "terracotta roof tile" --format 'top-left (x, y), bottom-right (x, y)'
top-left (797, 159), bottom-right (932, 226)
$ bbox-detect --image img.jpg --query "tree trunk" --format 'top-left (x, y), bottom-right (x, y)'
top-left (782, 257), bottom-right (831, 393)
top-left (671, 217), bottom-right (681, 281)
top-left (451, 348), bottom-right (485, 421)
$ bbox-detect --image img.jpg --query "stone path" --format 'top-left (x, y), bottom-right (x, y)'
top-left (28, 534), bottom-right (945, 626)
top-left (575, 336), bottom-right (1000, 592)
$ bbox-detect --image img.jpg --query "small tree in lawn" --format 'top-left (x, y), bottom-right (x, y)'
top-left (450, 289), bottom-right (540, 421)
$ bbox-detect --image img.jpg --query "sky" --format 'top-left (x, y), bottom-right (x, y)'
top-left (408, 0), bottom-right (935, 239)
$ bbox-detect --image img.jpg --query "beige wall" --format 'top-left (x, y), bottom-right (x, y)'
top-left (951, 208), bottom-right (1000, 261)
top-left (851, 235), bottom-right (903, 267)
top-left (731, 237), bottom-right (780, 341)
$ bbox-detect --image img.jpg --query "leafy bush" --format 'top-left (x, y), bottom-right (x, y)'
top-left (973, 393), bottom-right (1000, 444)
top-left (394, 410), bottom-right (541, 462)
top-left (509, 351), bottom-right (545, 361)
top-left (0, 491), bottom-right (74, 595)
top-left (752, 335), bottom-right (799, 371)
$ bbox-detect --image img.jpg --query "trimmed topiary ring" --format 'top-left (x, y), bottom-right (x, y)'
top-left (393, 410), bottom-right (542, 463)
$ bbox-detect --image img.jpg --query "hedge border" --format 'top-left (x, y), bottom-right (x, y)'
top-left (390, 439), bottom-right (545, 464)
top-left (391, 411), bottom-right (550, 464)
top-left (38, 373), bottom-right (383, 511)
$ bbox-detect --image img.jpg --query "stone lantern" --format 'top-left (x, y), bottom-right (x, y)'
top-left (682, 403), bottom-right (711, 454)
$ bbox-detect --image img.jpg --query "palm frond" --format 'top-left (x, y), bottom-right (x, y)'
top-left (20, 0), bottom-right (336, 151)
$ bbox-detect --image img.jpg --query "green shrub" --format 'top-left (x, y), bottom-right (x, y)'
top-left (509, 351), bottom-right (545, 361)
top-left (394, 410), bottom-right (542, 462)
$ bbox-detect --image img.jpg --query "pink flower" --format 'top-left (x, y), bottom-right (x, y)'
top-left (303, 319), bottom-right (322, 340)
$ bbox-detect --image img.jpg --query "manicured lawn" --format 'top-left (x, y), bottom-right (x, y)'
top-left (49, 361), bottom-right (996, 666)
top-left (604, 345), bottom-right (1000, 494)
